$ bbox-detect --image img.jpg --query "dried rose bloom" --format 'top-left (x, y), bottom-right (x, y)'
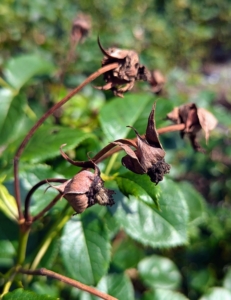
top-left (148, 70), bottom-right (165, 94)
top-left (95, 38), bottom-right (150, 97)
top-left (113, 104), bottom-right (170, 184)
top-left (71, 13), bottom-right (91, 44)
top-left (50, 146), bottom-right (114, 214)
top-left (167, 103), bottom-right (218, 152)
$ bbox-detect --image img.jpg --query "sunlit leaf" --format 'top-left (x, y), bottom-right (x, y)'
top-left (99, 93), bottom-right (152, 140)
top-left (138, 255), bottom-right (181, 290)
top-left (3, 54), bottom-right (55, 90)
top-left (3, 288), bottom-right (58, 300)
top-left (0, 184), bottom-right (18, 221)
top-left (142, 289), bottom-right (189, 300)
top-left (60, 213), bottom-right (111, 285)
top-left (112, 178), bottom-right (188, 247)
top-left (199, 287), bottom-right (231, 300)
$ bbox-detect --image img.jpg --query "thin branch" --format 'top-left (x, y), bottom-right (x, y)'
top-left (19, 268), bottom-right (118, 300)
top-left (14, 62), bottom-right (119, 222)
top-left (24, 178), bottom-right (67, 223)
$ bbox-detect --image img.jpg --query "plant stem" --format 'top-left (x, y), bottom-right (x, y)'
top-left (13, 62), bottom-right (119, 222)
top-left (19, 268), bottom-right (117, 300)
top-left (17, 229), bottom-right (30, 265)
top-left (105, 153), bottom-right (119, 176)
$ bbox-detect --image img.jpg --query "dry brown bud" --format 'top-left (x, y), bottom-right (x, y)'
top-left (94, 38), bottom-right (150, 98)
top-left (114, 103), bottom-right (170, 184)
top-left (148, 70), bottom-right (166, 94)
top-left (167, 103), bottom-right (218, 152)
top-left (71, 13), bottom-right (91, 44)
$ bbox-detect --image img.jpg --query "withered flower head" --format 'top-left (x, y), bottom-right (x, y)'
top-left (148, 70), bottom-right (166, 94)
top-left (94, 38), bottom-right (150, 98)
top-left (114, 104), bottom-right (170, 184)
top-left (71, 13), bottom-right (91, 44)
top-left (50, 145), bottom-right (114, 214)
top-left (167, 103), bottom-right (218, 152)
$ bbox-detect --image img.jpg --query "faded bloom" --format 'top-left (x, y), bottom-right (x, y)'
top-left (95, 38), bottom-right (150, 97)
top-left (148, 70), bottom-right (166, 94)
top-left (167, 103), bottom-right (218, 152)
top-left (50, 146), bottom-right (114, 214)
top-left (71, 13), bottom-right (91, 44)
top-left (113, 104), bottom-right (170, 184)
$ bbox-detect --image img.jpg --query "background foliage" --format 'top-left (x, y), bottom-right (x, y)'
top-left (1, 0), bottom-right (231, 299)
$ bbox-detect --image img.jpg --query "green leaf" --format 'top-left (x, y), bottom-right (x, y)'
top-left (0, 88), bottom-right (14, 131)
top-left (99, 93), bottom-right (153, 140)
top-left (19, 164), bottom-right (65, 216)
top-left (178, 181), bottom-right (206, 224)
top-left (80, 273), bottom-right (135, 300)
top-left (60, 213), bottom-right (111, 285)
top-left (0, 93), bottom-right (31, 147)
top-left (116, 172), bottom-right (160, 209)
top-left (3, 54), bottom-right (55, 90)
top-left (0, 184), bottom-right (18, 221)
top-left (138, 255), bottom-right (181, 290)
top-left (112, 236), bottom-right (145, 270)
top-left (199, 287), bottom-right (231, 300)
top-left (22, 125), bottom-right (96, 163)
top-left (142, 289), bottom-right (189, 300)
top-left (223, 267), bottom-right (231, 291)
top-left (3, 288), bottom-right (58, 300)
top-left (112, 178), bottom-right (189, 247)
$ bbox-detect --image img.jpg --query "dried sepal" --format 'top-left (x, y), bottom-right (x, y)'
top-left (167, 103), bottom-right (217, 152)
top-left (50, 149), bottom-right (115, 214)
top-left (114, 103), bottom-right (170, 184)
top-left (95, 37), bottom-right (150, 98)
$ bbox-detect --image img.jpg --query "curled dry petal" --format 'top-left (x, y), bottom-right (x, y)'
top-left (148, 70), bottom-right (166, 94)
top-left (167, 103), bottom-right (217, 152)
top-left (95, 37), bottom-right (150, 97)
top-left (114, 103), bottom-right (170, 184)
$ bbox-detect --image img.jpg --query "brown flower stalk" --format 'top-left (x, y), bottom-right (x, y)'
top-left (19, 268), bottom-right (117, 300)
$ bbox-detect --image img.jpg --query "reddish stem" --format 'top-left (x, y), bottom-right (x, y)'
top-left (19, 268), bottom-right (117, 300)
top-left (14, 62), bottom-right (119, 222)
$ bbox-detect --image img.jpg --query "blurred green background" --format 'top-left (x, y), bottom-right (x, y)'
top-left (1, 1), bottom-right (231, 300)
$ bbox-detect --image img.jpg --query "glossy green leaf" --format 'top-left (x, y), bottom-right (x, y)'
top-left (0, 93), bottom-right (31, 147)
top-left (3, 288), bottom-right (58, 300)
top-left (223, 267), bottom-right (231, 291)
top-left (138, 255), bottom-right (181, 290)
top-left (142, 289), bottom-right (189, 300)
top-left (112, 236), bottom-right (145, 270)
top-left (19, 164), bottom-right (65, 216)
top-left (113, 178), bottom-right (189, 247)
top-left (80, 273), bottom-right (135, 300)
top-left (99, 93), bottom-right (153, 140)
top-left (22, 125), bottom-right (96, 163)
top-left (199, 287), bottom-right (231, 300)
top-left (0, 88), bottom-right (14, 131)
top-left (3, 54), bottom-right (55, 90)
top-left (116, 172), bottom-right (160, 209)
top-left (0, 184), bottom-right (18, 221)
top-left (60, 213), bottom-right (111, 285)
top-left (178, 181), bottom-right (206, 224)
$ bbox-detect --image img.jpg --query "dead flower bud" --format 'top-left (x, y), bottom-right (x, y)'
top-left (114, 104), bottom-right (170, 184)
top-left (49, 146), bottom-right (115, 214)
top-left (94, 37), bottom-right (150, 98)
top-left (148, 70), bottom-right (166, 94)
top-left (71, 13), bottom-right (91, 44)
top-left (167, 103), bottom-right (218, 152)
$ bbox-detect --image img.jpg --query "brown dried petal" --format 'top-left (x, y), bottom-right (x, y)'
top-left (197, 108), bottom-right (218, 143)
top-left (166, 107), bottom-right (180, 124)
top-left (149, 70), bottom-right (165, 94)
